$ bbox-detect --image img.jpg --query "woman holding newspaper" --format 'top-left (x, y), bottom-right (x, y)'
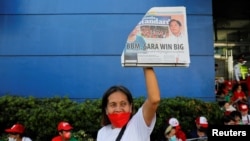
top-left (96, 67), bottom-right (160, 141)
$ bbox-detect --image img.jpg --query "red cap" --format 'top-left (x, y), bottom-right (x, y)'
top-left (5, 123), bottom-right (25, 134)
top-left (195, 116), bottom-right (208, 128)
top-left (239, 104), bottom-right (248, 112)
top-left (57, 121), bottom-right (73, 131)
top-left (168, 117), bottom-right (181, 130)
top-left (226, 81), bottom-right (232, 90)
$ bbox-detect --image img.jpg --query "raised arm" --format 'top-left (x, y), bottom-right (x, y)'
top-left (142, 67), bottom-right (161, 126)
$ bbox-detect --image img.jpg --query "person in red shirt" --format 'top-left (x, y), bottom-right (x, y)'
top-left (51, 121), bottom-right (77, 141)
top-left (230, 84), bottom-right (248, 109)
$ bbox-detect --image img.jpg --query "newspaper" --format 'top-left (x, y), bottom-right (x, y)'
top-left (121, 7), bottom-right (190, 67)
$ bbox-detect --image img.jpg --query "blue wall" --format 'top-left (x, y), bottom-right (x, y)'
top-left (0, 0), bottom-right (215, 100)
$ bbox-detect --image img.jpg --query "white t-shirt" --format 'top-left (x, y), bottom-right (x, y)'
top-left (18, 137), bottom-right (32, 141)
top-left (241, 114), bottom-right (250, 125)
top-left (167, 33), bottom-right (185, 44)
top-left (234, 63), bottom-right (241, 82)
top-left (97, 107), bottom-right (156, 141)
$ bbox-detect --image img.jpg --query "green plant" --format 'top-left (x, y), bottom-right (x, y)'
top-left (0, 95), bottom-right (222, 141)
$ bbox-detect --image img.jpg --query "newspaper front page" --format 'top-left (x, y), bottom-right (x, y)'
top-left (121, 7), bottom-right (190, 67)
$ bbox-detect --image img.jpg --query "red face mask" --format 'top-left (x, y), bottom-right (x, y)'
top-left (108, 112), bottom-right (131, 128)
top-left (63, 132), bottom-right (71, 140)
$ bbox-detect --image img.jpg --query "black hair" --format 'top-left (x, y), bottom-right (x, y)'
top-left (100, 85), bottom-right (134, 126)
top-left (169, 19), bottom-right (182, 26)
top-left (230, 110), bottom-right (242, 119)
top-left (222, 115), bottom-right (235, 124)
top-left (237, 54), bottom-right (245, 60)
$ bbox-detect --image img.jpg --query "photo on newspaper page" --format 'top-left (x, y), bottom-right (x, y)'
top-left (121, 7), bottom-right (190, 67)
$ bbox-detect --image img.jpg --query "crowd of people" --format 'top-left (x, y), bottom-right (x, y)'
top-left (160, 116), bottom-right (209, 141)
top-left (215, 76), bottom-right (250, 125)
top-left (215, 55), bottom-right (250, 125)
top-left (216, 82), bottom-right (250, 125)
top-left (140, 25), bottom-right (168, 38)
top-left (161, 103), bottom-right (250, 141)
top-left (4, 121), bottom-right (77, 141)
top-left (139, 18), bottom-right (184, 40)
